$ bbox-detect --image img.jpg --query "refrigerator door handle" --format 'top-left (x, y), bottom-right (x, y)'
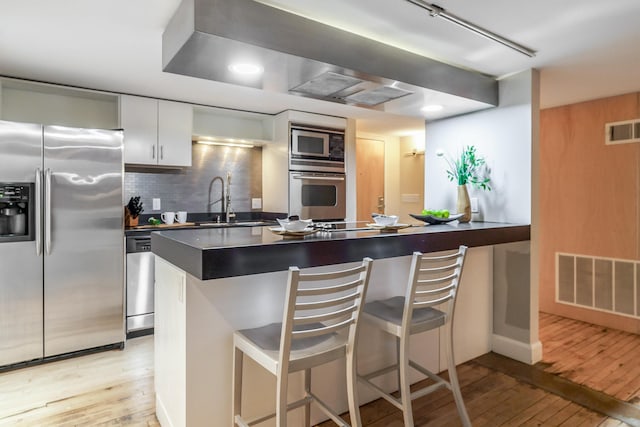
top-left (35, 168), bottom-right (43, 255)
top-left (45, 168), bottom-right (52, 255)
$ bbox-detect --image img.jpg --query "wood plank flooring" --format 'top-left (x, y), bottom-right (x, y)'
top-left (0, 337), bottom-right (159, 427)
top-left (539, 312), bottom-right (640, 405)
top-left (0, 313), bottom-right (636, 426)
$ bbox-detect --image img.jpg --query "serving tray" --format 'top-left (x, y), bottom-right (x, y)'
top-left (366, 223), bottom-right (411, 232)
top-left (268, 227), bottom-right (319, 239)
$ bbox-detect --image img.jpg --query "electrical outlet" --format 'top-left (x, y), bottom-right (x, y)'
top-left (470, 197), bottom-right (479, 213)
top-left (251, 198), bottom-right (262, 209)
top-left (153, 198), bottom-right (161, 210)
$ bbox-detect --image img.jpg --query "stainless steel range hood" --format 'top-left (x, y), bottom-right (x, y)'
top-left (162, 0), bottom-right (498, 116)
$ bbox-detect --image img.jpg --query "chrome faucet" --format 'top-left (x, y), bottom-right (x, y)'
top-left (207, 176), bottom-right (225, 217)
top-left (225, 171), bottom-right (236, 222)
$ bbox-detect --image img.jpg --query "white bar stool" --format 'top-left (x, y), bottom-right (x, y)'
top-left (358, 247), bottom-right (471, 426)
top-left (232, 258), bottom-right (374, 427)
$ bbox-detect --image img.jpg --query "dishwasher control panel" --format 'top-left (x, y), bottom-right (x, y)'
top-left (126, 236), bottom-right (151, 253)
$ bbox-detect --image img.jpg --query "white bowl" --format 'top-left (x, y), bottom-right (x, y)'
top-left (277, 218), bottom-right (313, 232)
top-left (372, 215), bottom-right (398, 227)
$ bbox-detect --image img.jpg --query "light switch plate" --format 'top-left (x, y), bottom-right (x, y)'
top-left (251, 198), bottom-right (262, 209)
top-left (153, 198), bottom-right (161, 210)
top-left (401, 193), bottom-right (420, 203)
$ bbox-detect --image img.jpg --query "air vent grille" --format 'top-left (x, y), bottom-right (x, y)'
top-left (556, 252), bottom-right (639, 319)
top-left (605, 119), bottom-right (640, 145)
top-left (290, 72), bottom-right (363, 97)
top-left (344, 86), bottom-right (413, 106)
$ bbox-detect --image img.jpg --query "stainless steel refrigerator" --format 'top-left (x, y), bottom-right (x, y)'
top-left (0, 119), bottom-right (124, 367)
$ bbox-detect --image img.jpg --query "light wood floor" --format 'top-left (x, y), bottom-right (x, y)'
top-left (0, 314), bottom-right (637, 426)
top-left (539, 312), bottom-right (640, 405)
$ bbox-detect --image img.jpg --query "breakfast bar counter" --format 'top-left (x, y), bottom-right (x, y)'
top-left (151, 222), bottom-right (531, 427)
top-left (151, 221), bottom-right (530, 280)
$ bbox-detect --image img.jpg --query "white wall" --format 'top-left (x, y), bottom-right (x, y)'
top-left (345, 118), bottom-right (358, 221)
top-left (424, 70), bottom-right (535, 224)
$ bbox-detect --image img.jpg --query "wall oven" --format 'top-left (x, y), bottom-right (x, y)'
top-left (289, 171), bottom-right (346, 221)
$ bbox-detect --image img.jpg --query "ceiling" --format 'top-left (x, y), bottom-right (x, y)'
top-left (1, 0), bottom-right (639, 136)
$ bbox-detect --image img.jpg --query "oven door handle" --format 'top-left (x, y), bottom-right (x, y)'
top-left (292, 175), bottom-right (345, 181)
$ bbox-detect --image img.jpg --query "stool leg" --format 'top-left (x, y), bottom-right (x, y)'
top-left (346, 345), bottom-right (362, 427)
top-left (304, 369), bottom-right (311, 427)
top-left (445, 323), bottom-right (471, 427)
top-left (232, 346), bottom-right (243, 426)
top-left (398, 336), bottom-right (414, 427)
top-left (395, 337), bottom-right (401, 394)
top-left (276, 368), bottom-right (289, 427)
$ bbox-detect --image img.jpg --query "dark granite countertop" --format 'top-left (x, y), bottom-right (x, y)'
top-left (151, 221), bottom-right (530, 280)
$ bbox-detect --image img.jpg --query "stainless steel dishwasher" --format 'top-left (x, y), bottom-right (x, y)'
top-left (126, 235), bottom-right (154, 338)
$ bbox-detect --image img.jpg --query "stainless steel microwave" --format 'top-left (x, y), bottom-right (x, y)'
top-left (290, 125), bottom-right (345, 173)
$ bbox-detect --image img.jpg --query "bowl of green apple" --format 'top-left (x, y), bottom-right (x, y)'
top-left (410, 209), bottom-right (464, 224)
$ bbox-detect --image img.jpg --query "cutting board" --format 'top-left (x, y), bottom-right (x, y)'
top-left (129, 222), bottom-right (196, 229)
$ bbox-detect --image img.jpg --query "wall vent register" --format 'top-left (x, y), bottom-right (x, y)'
top-left (605, 119), bottom-right (640, 145)
top-left (556, 252), bottom-right (640, 319)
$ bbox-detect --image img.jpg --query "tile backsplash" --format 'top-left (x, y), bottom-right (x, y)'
top-left (124, 144), bottom-right (262, 217)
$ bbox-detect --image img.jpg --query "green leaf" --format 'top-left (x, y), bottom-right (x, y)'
top-left (438, 145), bottom-right (491, 191)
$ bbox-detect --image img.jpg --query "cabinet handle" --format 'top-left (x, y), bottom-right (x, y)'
top-left (152, 145), bottom-right (156, 159)
top-left (160, 145), bottom-right (164, 160)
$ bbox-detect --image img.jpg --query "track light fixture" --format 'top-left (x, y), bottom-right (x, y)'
top-left (405, 0), bottom-right (537, 57)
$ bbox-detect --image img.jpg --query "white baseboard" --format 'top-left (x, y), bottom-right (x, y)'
top-left (156, 396), bottom-right (174, 427)
top-left (492, 334), bottom-right (542, 365)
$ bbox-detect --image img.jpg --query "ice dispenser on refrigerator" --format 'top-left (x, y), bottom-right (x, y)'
top-left (0, 183), bottom-right (34, 241)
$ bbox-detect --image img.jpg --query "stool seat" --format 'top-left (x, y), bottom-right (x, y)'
top-left (235, 322), bottom-right (347, 374)
top-left (363, 296), bottom-right (446, 336)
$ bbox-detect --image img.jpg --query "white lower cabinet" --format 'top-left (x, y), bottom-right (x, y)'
top-left (120, 95), bottom-right (192, 167)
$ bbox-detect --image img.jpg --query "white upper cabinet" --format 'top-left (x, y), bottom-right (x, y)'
top-left (120, 96), bottom-right (157, 164)
top-left (158, 100), bottom-right (192, 167)
top-left (120, 95), bottom-right (192, 167)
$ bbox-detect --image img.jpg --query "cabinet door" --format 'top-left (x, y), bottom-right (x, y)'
top-left (158, 100), bottom-right (192, 167)
top-left (120, 95), bottom-right (158, 165)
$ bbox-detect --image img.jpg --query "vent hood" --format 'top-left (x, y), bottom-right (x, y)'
top-left (162, 0), bottom-right (499, 116)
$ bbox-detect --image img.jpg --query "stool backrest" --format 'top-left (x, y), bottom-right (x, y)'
top-left (279, 258), bottom-right (373, 366)
top-left (403, 246), bottom-right (467, 331)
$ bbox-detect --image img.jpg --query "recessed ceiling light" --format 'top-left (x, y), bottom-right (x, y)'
top-left (421, 104), bottom-right (444, 113)
top-left (228, 63), bottom-right (263, 75)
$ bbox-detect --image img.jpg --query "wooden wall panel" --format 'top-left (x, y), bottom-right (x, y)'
top-left (539, 93), bottom-right (640, 333)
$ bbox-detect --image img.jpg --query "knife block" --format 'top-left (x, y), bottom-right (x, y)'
top-left (124, 207), bottom-right (139, 227)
